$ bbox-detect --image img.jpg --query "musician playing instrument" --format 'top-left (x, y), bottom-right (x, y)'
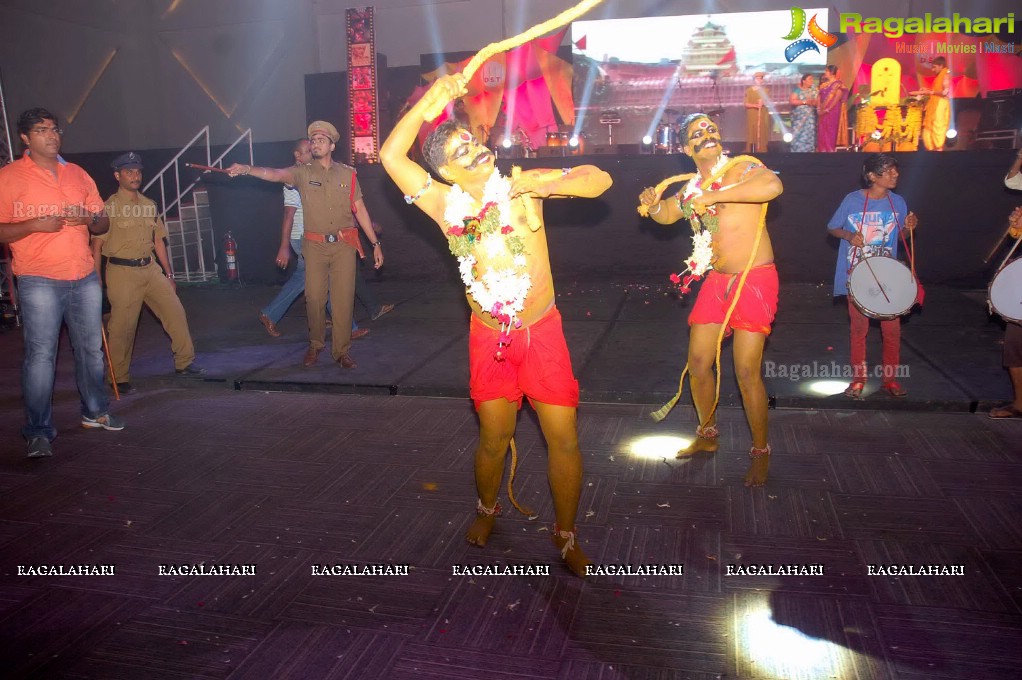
top-left (990, 148), bottom-right (1022, 418)
top-left (827, 153), bottom-right (918, 399)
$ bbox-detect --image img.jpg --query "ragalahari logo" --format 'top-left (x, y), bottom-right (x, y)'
top-left (783, 7), bottom-right (837, 62)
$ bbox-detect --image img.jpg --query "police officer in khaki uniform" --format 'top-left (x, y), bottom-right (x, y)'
top-left (227, 121), bottom-right (384, 368)
top-left (92, 152), bottom-right (205, 393)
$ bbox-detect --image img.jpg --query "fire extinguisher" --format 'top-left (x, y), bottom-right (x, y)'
top-left (223, 231), bottom-right (238, 281)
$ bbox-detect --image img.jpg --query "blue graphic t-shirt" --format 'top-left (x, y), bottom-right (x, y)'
top-left (827, 190), bottom-right (908, 296)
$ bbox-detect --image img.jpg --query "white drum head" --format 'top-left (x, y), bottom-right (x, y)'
top-left (989, 258), bottom-right (1022, 323)
top-left (848, 256), bottom-right (917, 319)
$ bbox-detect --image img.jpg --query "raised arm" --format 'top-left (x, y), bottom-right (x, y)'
top-left (380, 75), bottom-right (467, 220)
top-left (510, 165), bottom-right (612, 200)
top-left (225, 164), bottom-right (295, 184)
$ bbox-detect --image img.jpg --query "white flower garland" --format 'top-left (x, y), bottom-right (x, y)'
top-left (686, 230), bottom-right (715, 278)
top-left (444, 170), bottom-right (532, 350)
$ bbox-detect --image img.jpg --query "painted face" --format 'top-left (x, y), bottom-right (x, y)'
top-left (684, 118), bottom-right (722, 158)
top-left (440, 128), bottom-right (494, 184)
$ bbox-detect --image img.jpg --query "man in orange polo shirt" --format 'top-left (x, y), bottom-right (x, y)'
top-left (0, 108), bottom-right (126, 458)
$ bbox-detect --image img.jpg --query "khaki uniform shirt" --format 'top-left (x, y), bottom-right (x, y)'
top-left (290, 161), bottom-right (361, 235)
top-left (98, 189), bottom-right (167, 259)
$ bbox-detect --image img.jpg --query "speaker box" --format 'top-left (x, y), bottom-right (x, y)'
top-left (616, 143), bottom-right (640, 155)
top-left (536, 146), bottom-right (569, 158)
top-left (589, 145), bottom-right (616, 154)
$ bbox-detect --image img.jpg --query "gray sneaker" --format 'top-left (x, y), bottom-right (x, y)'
top-left (81, 413), bottom-right (126, 431)
top-left (27, 436), bottom-right (53, 458)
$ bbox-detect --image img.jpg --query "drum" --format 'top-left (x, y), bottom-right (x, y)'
top-left (989, 258), bottom-right (1022, 323)
top-left (655, 124), bottom-right (677, 154)
top-left (848, 256), bottom-right (918, 320)
top-left (546, 132), bottom-right (564, 147)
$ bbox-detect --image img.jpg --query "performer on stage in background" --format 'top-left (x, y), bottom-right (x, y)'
top-left (919, 57), bottom-right (950, 151)
top-left (817, 65), bottom-right (848, 152)
top-left (744, 72), bottom-right (772, 153)
top-left (789, 73), bottom-right (818, 152)
top-left (380, 73), bottom-right (612, 577)
top-left (639, 113), bottom-right (783, 487)
top-left (827, 153), bottom-right (917, 399)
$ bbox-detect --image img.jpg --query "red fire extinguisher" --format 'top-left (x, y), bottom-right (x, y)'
top-left (223, 231), bottom-right (238, 281)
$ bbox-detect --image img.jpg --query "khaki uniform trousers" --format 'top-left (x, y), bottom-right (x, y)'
top-left (106, 262), bottom-right (195, 381)
top-left (303, 238), bottom-right (356, 359)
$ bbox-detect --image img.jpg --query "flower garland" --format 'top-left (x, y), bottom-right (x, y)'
top-left (678, 153), bottom-right (729, 233)
top-left (670, 153), bottom-right (730, 294)
top-left (444, 169), bottom-right (530, 360)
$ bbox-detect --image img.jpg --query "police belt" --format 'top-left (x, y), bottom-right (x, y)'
top-left (303, 228), bottom-right (364, 257)
top-left (107, 256), bottom-right (153, 267)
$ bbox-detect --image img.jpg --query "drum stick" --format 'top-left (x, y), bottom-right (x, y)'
top-left (859, 253), bottom-right (891, 303)
top-left (421, 0), bottom-right (604, 121)
top-left (995, 230), bottom-right (1022, 274)
top-left (984, 221), bottom-right (1022, 264)
top-left (185, 163), bottom-right (230, 174)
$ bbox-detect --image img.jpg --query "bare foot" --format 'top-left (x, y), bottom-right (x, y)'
top-left (466, 513), bottom-right (497, 547)
top-left (552, 531), bottom-right (592, 578)
top-left (677, 435), bottom-right (719, 458)
top-left (744, 453), bottom-right (770, 487)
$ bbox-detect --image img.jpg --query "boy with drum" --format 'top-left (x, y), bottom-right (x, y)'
top-left (990, 148), bottom-right (1022, 418)
top-left (827, 153), bottom-right (917, 398)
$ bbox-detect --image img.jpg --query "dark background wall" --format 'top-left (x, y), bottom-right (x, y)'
top-left (63, 148), bottom-right (1020, 289)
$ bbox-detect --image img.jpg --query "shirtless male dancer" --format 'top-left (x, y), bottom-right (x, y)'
top-left (639, 113), bottom-right (783, 486)
top-left (380, 74), bottom-right (612, 576)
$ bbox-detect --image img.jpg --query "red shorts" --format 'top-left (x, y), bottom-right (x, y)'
top-left (689, 263), bottom-right (779, 336)
top-left (469, 306), bottom-right (579, 411)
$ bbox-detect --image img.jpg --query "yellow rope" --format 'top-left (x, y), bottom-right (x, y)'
top-left (649, 157), bottom-right (770, 427)
top-left (637, 174), bottom-right (695, 217)
top-left (506, 437), bottom-right (535, 517)
top-left (423, 0), bottom-right (605, 121)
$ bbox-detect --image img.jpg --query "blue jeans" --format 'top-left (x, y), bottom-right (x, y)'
top-left (261, 239), bottom-right (353, 329)
top-left (18, 271), bottom-right (109, 441)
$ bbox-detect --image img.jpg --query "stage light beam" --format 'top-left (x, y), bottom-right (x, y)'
top-left (627, 435), bottom-right (692, 460)
top-left (642, 135), bottom-right (653, 145)
top-left (782, 131), bottom-right (794, 143)
top-left (502, 137), bottom-right (512, 148)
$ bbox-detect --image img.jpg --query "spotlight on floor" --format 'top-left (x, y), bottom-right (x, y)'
top-left (642, 134), bottom-right (653, 145)
top-left (805, 380), bottom-right (850, 396)
top-left (569, 136), bottom-right (579, 148)
top-left (627, 435), bottom-right (691, 460)
top-left (502, 138), bottom-right (512, 149)
top-left (782, 131), bottom-right (794, 143)
top-left (946, 128), bottom-right (957, 139)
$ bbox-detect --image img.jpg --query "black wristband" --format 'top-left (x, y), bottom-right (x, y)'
top-left (371, 240), bottom-right (381, 247)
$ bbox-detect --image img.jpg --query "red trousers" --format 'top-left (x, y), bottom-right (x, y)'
top-left (848, 298), bottom-right (900, 381)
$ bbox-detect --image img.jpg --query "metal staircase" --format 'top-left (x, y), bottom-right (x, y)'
top-left (142, 126), bottom-right (253, 282)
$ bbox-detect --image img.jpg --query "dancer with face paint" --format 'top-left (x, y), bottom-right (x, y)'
top-left (380, 73), bottom-right (612, 577)
top-left (639, 113), bottom-right (783, 487)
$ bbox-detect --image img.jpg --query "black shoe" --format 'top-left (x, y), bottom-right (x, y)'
top-left (27, 436), bottom-right (53, 458)
top-left (115, 382), bottom-right (137, 395)
top-left (176, 363), bottom-right (207, 377)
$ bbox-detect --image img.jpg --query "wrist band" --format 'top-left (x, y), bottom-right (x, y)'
top-left (648, 202), bottom-right (662, 216)
top-left (404, 175), bottom-right (432, 204)
top-left (371, 241), bottom-right (381, 247)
